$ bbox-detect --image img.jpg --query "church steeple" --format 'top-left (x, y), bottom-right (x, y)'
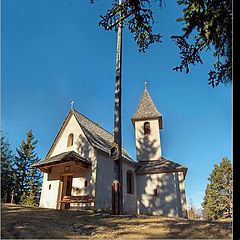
top-left (131, 85), bottom-right (163, 161)
top-left (131, 85), bottom-right (162, 129)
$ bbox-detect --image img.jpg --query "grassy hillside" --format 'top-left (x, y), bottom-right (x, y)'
top-left (1, 204), bottom-right (232, 239)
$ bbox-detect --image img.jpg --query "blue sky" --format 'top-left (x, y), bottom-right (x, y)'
top-left (2, 0), bottom-right (232, 209)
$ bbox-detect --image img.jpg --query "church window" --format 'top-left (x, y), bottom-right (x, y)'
top-left (153, 188), bottom-right (159, 196)
top-left (49, 184), bottom-right (51, 190)
top-left (144, 122), bottom-right (151, 135)
top-left (126, 170), bottom-right (134, 194)
top-left (67, 133), bottom-right (74, 147)
top-left (84, 180), bottom-right (88, 187)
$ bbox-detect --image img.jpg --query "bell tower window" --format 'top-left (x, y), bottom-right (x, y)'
top-left (144, 122), bottom-right (151, 135)
top-left (67, 133), bottom-right (74, 147)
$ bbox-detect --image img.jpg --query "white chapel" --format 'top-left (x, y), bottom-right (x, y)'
top-left (33, 86), bottom-right (188, 217)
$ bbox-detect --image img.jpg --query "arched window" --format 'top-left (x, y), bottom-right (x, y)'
top-left (144, 122), bottom-right (151, 135)
top-left (67, 133), bottom-right (74, 147)
top-left (126, 170), bottom-right (134, 194)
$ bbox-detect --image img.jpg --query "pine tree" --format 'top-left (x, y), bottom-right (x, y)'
top-left (202, 157), bottom-right (232, 220)
top-left (14, 129), bottom-right (42, 205)
top-left (98, 0), bottom-right (231, 87)
top-left (1, 132), bottom-right (16, 203)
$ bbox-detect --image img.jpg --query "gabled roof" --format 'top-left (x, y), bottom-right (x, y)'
top-left (131, 89), bottom-right (162, 128)
top-left (45, 109), bottom-right (134, 163)
top-left (135, 158), bottom-right (187, 178)
top-left (32, 151), bottom-right (91, 168)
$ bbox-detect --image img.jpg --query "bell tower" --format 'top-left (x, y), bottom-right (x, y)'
top-left (131, 83), bottom-right (163, 161)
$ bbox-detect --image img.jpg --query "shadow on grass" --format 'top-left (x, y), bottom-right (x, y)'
top-left (1, 204), bottom-right (118, 239)
top-left (147, 219), bottom-right (232, 239)
top-left (1, 204), bottom-right (232, 239)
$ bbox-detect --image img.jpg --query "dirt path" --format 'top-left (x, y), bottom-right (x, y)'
top-left (1, 204), bottom-right (232, 239)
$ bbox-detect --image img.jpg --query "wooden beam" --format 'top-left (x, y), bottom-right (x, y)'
top-left (40, 167), bottom-right (52, 174)
top-left (74, 161), bottom-right (89, 169)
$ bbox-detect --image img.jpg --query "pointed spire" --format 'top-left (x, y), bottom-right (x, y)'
top-left (131, 86), bottom-right (162, 129)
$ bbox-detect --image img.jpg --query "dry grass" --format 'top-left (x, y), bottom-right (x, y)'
top-left (1, 204), bottom-right (232, 239)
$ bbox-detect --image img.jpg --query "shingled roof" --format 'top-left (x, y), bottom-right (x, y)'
top-left (131, 89), bottom-right (162, 128)
top-left (135, 158), bottom-right (187, 178)
top-left (72, 110), bottom-right (133, 162)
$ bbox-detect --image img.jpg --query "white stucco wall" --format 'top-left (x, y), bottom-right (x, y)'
top-left (178, 171), bottom-right (188, 218)
top-left (135, 119), bottom-right (162, 161)
top-left (49, 114), bottom-right (95, 161)
top-left (136, 171), bottom-right (186, 217)
top-left (122, 163), bottom-right (137, 215)
top-left (39, 172), bottom-right (60, 209)
top-left (94, 153), bottom-right (115, 210)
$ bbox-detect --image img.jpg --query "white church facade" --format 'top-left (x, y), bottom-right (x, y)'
top-left (33, 87), bottom-right (188, 218)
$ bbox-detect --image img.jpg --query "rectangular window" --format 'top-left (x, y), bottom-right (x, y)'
top-left (154, 188), bottom-right (159, 196)
top-left (126, 171), bottom-right (134, 194)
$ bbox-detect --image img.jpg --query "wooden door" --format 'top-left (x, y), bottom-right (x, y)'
top-left (112, 181), bottom-right (120, 214)
top-left (61, 175), bottom-right (73, 210)
top-left (65, 176), bottom-right (73, 196)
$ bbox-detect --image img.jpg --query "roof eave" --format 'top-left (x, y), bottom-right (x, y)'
top-left (32, 159), bottom-right (91, 169)
top-left (135, 167), bottom-right (187, 176)
top-left (32, 151), bottom-right (92, 169)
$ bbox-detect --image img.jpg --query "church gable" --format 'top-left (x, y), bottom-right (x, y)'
top-left (47, 111), bottom-right (95, 161)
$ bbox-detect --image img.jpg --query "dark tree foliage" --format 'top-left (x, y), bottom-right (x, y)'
top-left (99, 0), bottom-right (162, 53)
top-left (94, 0), bottom-right (232, 87)
top-left (14, 130), bottom-right (42, 206)
top-left (202, 157), bottom-right (232, 220)
top-left (172, 0), bottom-right (232, 87)
top-left (1, 132), bottom-right (16, 203)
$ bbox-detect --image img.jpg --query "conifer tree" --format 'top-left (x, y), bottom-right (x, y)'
top-left (202, 157), bottom-right (232, 220)
top-left (14, 130), bottom-right (42, 205)
top-left (97, 0), bottom-right (231, 87)
top-left (1, 132), bottom-right (16, 203)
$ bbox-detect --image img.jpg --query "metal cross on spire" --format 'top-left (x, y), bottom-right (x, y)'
top-left (70, 100), bottom-right (74, 110)
top-left (144, 81), bottom-right (148, 91)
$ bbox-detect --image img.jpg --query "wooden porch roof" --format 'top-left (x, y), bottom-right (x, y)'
top-left (32, 151), bottom-right (91, 169)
